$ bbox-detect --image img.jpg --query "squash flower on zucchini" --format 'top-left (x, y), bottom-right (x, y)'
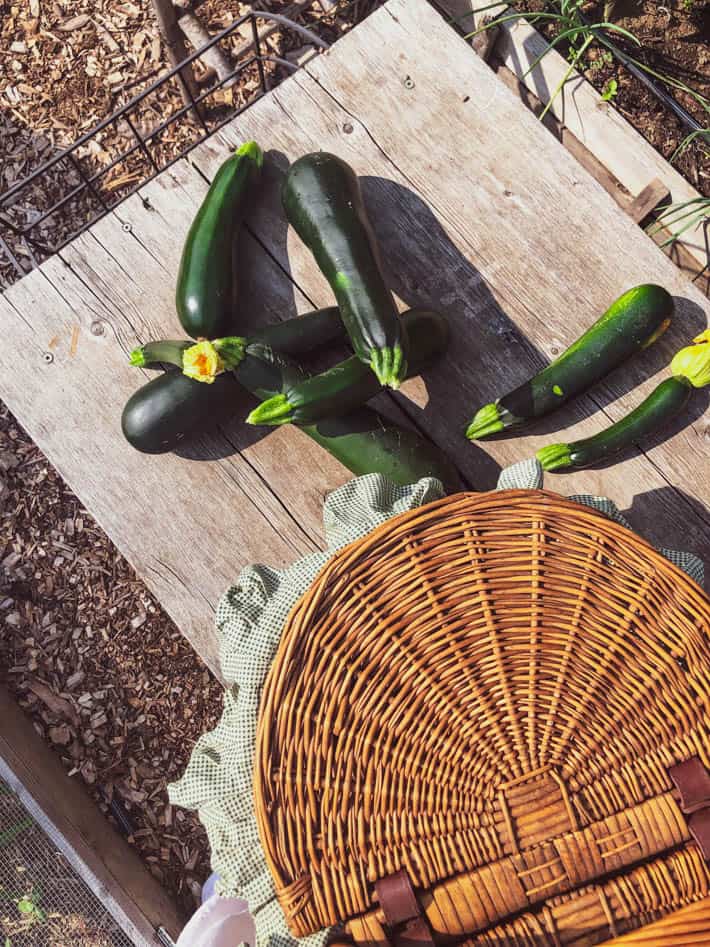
top-left (129, 337), bottom-right (245, 380)
top-left (538, 330), bottom-right (710, 471)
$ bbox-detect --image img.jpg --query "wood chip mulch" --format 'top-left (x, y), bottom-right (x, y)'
top-left (0, 401), bottom-right (224, 914)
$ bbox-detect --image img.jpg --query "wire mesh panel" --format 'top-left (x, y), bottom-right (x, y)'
top-left (0, 8), bottom-right (334, 289)
top-left (0, 777), bottom-right (135, 947)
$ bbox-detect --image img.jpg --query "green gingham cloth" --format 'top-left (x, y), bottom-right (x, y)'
top-left (168, 459), bottom-right (703, 947)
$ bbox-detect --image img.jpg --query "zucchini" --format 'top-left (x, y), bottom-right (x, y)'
top-left (234, 343), bottom-right (460, 489)
top-left (247, 308), bottom-right (448, 426)
top-left (302, 411), bottom-right (461, 491)
top-left (121, 372), bottom-right (240, 454)
top-left (282, 152), bottom-right (407, 389)
top-left (537, 377), bottom-right (692, 470)
top-left (129, 307), bottom-right (345, 371)
top-left (538, 329), bottom-right (710, 471)
top-left (466, 284), bottom-right (673, 440)
top-left (176, 141), bottom-right (263, 339)
top-left (256, 306), bottom-right (344, 355)
top-left (130, 340), bottom-right (191, 369)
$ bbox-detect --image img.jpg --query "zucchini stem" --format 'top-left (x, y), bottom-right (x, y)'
top-left (236, 140), bottom-right (264, 168)
top-left (466, 402), bottom-right (515, 440)
top-left (246, 393), bottom-right (294, 426)
top-left (371, 345), bottom-right (405, 389)
top-left (537, 443), bottom-right (573, 471)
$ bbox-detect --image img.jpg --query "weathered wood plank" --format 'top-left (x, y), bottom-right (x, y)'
top-left (0, 177), bottom-right (329, 674)
top-left (0, 687), bottom-right (186, 945)
top-left (187, 0), bottom-right (710, 563)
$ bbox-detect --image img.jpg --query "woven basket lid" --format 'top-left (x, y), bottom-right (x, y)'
top-left (255, 490), bottom-right (710, 946)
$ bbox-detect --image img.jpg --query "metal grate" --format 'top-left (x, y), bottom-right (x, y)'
top-left (0, 8), bottom-right (331, 286)
top-left (0, 778), bottom-right (135, 947)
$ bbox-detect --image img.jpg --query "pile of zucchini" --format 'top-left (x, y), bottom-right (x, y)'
top-left (122, 143), bottom-right (458, 490)
top-left (124, 139), bottom-right (709, 489)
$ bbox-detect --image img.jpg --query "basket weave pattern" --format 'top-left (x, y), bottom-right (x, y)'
top-left (255, 490), bottom-right (710, 945)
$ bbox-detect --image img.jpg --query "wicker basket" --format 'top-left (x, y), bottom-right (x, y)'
top-left (254, 490), bottom-right (710, 946)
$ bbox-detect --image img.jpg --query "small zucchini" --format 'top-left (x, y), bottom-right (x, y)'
top-left (121, 372), bottom-right (240, 454)
top-left (129, 307), bottom-right (346, 371)
top-left (130, 340), bottom-right (192, 369)
top-left (247, 308), bottom-right (448, 426)
top-left (282, 152), bottom-right (407, 389)
top-left (538, 330), bottom-right (710, 471)
top-left (466, 284), bottom-right (673, 440)
top-left (176, 141), bottom-right (263, 339)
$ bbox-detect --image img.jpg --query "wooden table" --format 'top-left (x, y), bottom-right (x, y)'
top-left (2, 0), bottom-right (708, 677)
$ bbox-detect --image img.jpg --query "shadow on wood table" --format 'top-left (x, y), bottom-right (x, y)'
top-left (621, 485), bottom-right (710, 586)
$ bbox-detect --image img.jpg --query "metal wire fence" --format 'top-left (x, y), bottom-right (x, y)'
top-left (0, 8), bottom-right (330, 286)
top-left (0, 778), bottom-right (135, 947)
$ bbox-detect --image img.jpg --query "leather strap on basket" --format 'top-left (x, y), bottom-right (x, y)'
top-left (375, 870), bottom-right (435, 947)
top-left (668, 757), bottom-right (710, 859)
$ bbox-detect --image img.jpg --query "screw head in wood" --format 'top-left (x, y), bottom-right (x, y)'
top-left (122, 221), bottom-right (132, 232)
top-left (342, 122), bottom-right (354, 134)
top-left (90, 321), bottom-right (105, 336)
top-left (403, 75), bottom-right (415, 89)
top-left (42, 352), bottom-right (54, 364)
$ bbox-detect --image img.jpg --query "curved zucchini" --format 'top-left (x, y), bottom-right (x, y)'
top-left (176, 141), bottom-right (263, 339)
top-left (466, 284), bottom-right (673, 440)
top-left (122, 372), bottom-right (240, 454)
top-left (537, 377), bottom-right (692, 471)
top-left (282, 152), bottom-right (407, 389)
top-left (247, 308), bottom-right (448, 426)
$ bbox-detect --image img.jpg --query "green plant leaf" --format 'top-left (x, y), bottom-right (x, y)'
top-left (601, 78), bottom-right (618, 101)
top-left (17, 898), bottom-right (34, 915)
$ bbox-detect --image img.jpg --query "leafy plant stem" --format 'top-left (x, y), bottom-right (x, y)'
top-left (539, 34), bottom-right (593, 120)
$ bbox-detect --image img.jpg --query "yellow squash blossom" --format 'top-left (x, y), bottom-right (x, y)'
top-left (671, 329), bottom-right (710, 388)
top-left (182, 340), bottom-right (224, 384)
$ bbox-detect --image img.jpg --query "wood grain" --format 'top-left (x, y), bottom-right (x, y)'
top-left (0, 0), bottom-right (708, 680)
top-left (0, 686), bottom-right (186, 945)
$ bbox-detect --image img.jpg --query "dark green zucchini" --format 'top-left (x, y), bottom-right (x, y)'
top-left (121, 372), bottom-right (240, 454)
top-left (302, 411), bottom-right (461, 491)
top-left (538, 330), bottom-right (710, 470)
top-left (256, 306), bottom-right (344, 354)
top-left (247, 308), bottom-right (448, 426)
top-left (176, 141), bottom-right (262, 339)
top-left (234, 344), bottom-right (459, 489)
top-left (282, 152), bottom-right (407, 389)
top-left (537, 377), bottom-right (692, 471)
top-left (466, 284), bottom-right (673, 440)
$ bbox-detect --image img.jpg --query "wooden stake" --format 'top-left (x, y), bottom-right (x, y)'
top-left (178, 11), bottom-right (238, 88)
top-left (150, 0), bottom-right (199, 109)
